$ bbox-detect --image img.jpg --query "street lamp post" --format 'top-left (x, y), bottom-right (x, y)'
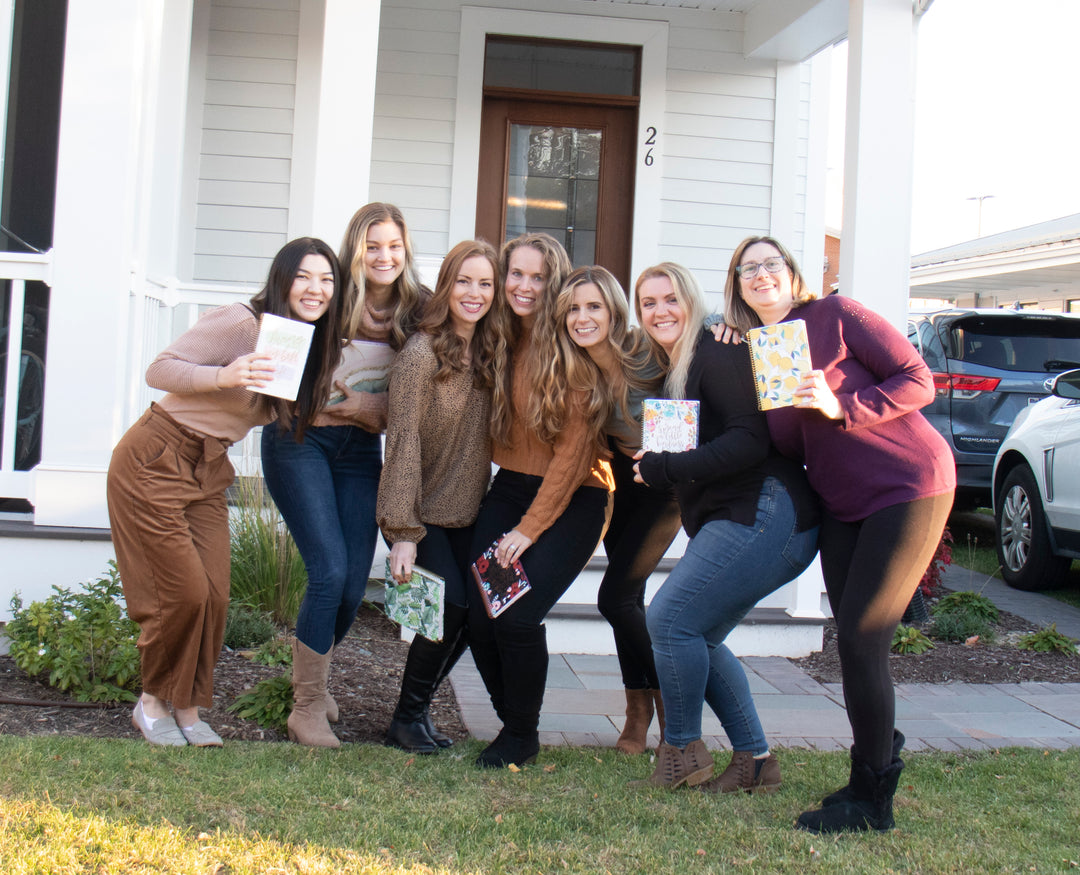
top-left (966, 194), bottom-right (995, 237)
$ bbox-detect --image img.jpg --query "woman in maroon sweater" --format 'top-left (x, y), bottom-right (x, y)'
top-left (722, 236), bottom-right (955, 834)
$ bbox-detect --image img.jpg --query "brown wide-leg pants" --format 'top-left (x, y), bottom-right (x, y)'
top-left (106, 404), bottom-right (235, 709)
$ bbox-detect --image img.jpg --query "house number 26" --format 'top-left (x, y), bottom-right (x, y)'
top-left (643, 127), bottom-right (656, 166)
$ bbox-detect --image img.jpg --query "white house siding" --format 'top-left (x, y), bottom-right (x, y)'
top-left (369, 1), bottom-right (813, 311)
top-left (192, 0), bottom-right (300, 284)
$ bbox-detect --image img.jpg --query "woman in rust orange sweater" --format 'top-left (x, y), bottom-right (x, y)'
top-left (467, 233), bottom-right (613, 769)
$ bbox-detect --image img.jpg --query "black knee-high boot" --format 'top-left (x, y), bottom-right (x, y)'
top-left (421, 603), bottom-right (468, 748)
top-left (384, 604), bottom-right (467, 754)
top-left (467, 604), bottom-right (507, 724)
top-left (475, 624), bottom-right (547, 768)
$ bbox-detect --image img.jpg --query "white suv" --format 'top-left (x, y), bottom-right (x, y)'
top-left (993, 369), bottom-right (1080, 591)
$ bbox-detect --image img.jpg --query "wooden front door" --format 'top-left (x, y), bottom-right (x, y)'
top-left (476, 95), bottom-right (637, 291)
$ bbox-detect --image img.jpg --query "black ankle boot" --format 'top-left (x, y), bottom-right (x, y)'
top-left (798, 757), bottom-right (904, 834)
top-left (475, 728), bottom-right (540, 769)
top-left (821, 729), bottom-right (905, 807)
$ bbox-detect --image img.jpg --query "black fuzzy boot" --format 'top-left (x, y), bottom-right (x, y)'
top-left (384, 615), bottom-right (467, 754)
top-left (797, 757), bottom-right (904, 834)
top-left (821, 730), bottom-right (905, 807)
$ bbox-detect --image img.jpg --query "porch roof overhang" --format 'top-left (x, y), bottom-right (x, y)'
top-left (910, 214), bottom-right (1080, 303)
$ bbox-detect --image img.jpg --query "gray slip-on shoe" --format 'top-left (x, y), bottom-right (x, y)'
top-left (179, 720), bottom-right (224, 747)
top-left (132, 700), bottom-right (187, 747)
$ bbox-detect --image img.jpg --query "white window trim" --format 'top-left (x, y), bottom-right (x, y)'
top-left (449, 7), bottom-right (668, 278)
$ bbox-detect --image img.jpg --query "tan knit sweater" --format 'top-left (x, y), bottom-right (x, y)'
top-left (147, 303), bottom-right (272, 442)
top-left (494, 342), bottom-right (614, 542)
top-left (377, 333), bottom-right (493, 545)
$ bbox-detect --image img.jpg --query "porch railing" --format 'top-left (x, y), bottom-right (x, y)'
top-left (0, 251), bottom-right (51, 502)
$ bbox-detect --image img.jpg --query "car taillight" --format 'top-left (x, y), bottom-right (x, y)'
top-left (932, 373), bottom-right (1002, 398)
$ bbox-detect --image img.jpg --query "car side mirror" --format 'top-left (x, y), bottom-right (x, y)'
top-left (1052, 368), bottom-right (1080, 400)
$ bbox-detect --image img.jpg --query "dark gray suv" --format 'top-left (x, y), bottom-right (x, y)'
top-left (907, 308), bottom-right (1080, 509)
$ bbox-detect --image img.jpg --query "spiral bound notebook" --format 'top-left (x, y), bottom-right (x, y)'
top-left (471, 538), bottom-right (532, 619)
top-left (745, 319), bottom-right (812, 410)
top-left (641, 398), bottom-right (700, 453)
top-left (384, 559), bottom-right (445, 642)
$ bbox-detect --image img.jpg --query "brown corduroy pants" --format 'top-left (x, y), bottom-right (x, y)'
top-left (106, 404), bottom-right (235, 709)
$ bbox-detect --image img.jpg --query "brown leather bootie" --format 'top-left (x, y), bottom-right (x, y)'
top-left (615, 688), bottom-right (655, 755)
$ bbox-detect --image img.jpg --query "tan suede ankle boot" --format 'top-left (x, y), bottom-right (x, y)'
top-left (615, 688), bottom-right (655, 755)
top-left (631, 739), bottom-right (713, 789)
top-left (287, 639), bottom-right (340, 748)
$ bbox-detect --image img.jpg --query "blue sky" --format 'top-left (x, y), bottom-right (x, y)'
top-left (825, 0), bottom-right (1080, 254)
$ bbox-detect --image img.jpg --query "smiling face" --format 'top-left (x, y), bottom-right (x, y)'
top-left (565, 282), bottom-right (612, 351)
top-left (288, 253), bottom-right (335, 322)
top-left (637, 274), bottom-right (685, 353)
top-left (505, 245), bottom-right (547, 322)
top-left (448, 255), bottom-right (495, 338)
top-left (363, 220), bottom-right (406, 293)
top-left (737, 240), bottom-right (795, 325)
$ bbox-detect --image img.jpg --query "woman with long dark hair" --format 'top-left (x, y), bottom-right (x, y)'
top-left (108, 237), bottom-right (342, 747)
top-left (261, 204), bottom-right (429, 748)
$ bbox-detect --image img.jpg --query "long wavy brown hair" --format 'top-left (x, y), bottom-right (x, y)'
top-left (416, 239), bottom-right (510, 391)
top-left (555, 265), bottom-right (660, 443)
top-left (490, 233), bottom-right (573, 447)
top-left (338, 203), bottom-right (427, 351)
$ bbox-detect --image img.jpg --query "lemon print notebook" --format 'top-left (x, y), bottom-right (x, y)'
top-left (745, 319), bottom-right (812, 410)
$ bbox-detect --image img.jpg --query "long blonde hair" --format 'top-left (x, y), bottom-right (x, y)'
top-left (634, 262), bottom-right (706, 401)
top-left (338, 203), bottom-right (427, 350)
top-left (723, 236), bottom-right (816, 335)
top-left (417, 239), bottom-right (510, 391)
top-left (490, 233), bottom-right (573, 447)
top-left (556, 265), bottom-right (658, 439)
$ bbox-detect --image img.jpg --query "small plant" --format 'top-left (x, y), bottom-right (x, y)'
top-left (1017, 624), bottom-right (1078, 656)
top-left (932, 590), bottom-right (1000, 624)
top-left (5, 562), bottom-right (140, 703)
top-left (892, 624), bottom-right (935, 654)
top-left (251, 636), bottom-right (292, 667)
top-left (917, 526), bottom-right (954, 598)
top-left (227, 673), bottom-right (293, 733)
top-left (223, 601), bottom-right (278, 650)
top-left (230, 475), bottom-right (308, 625)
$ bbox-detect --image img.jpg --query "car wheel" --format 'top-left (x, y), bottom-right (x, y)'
top-left (995, 465), bottom-right (1071, 591)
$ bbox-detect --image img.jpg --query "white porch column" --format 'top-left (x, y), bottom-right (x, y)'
top-left (292, 0), bottom-right (380, 245)
top-left (838, 0), bottom-right (918, 330)
top-left (34, 1), bottom-right (184, 528)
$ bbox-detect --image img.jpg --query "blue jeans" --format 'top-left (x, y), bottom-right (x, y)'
top-left (647, 477), bottom-right (819, 752)
top-left (261, 423), bottom-right (381, 654)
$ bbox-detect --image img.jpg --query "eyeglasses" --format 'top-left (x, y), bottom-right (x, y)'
top-left (736, 257), bottom-right (787, 280)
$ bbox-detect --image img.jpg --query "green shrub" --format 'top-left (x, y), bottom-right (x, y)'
top-left (229, 475), bottom-right (307, 625)
top-left (223, 602), bottom-right (277, 650)
top-left (5, 562), bottom-right (140, 703)
top-left (892, 624), bottom-right (935, 654)
top-left (227, 673), bottom-right (293, 733)
top-left (932, 591), bottom-right (1000, 624)
top-left (251, 636), bottom-right (292, 667)
top-left (1017, 624), bottom-right (1078, 656)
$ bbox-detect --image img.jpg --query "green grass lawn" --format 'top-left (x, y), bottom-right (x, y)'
top-left (1, 736), bottom-right (1078, 874)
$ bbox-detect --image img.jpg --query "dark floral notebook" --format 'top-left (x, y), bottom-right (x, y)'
top-left (471, 537), bottom-right (532, 619)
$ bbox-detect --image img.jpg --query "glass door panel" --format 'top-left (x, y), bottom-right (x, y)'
top-left (505, 124), bottom-right (601, 266)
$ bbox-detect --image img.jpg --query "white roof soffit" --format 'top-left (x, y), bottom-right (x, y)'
top-left (743, 0), bottom-right (848, 61)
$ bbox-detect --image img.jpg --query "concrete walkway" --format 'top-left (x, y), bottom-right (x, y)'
top-left (448, 563), bottom-right (1080, 752)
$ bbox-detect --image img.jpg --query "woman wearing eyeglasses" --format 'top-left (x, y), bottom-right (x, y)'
top-left (720, 236), bottom-right (955, 833)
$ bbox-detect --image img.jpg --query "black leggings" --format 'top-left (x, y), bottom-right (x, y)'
top-left (598, 447), bottom-right (682, 689)
top-left (467, 469), bottom-right (608, 734)
top-left (820, 492), bottom-right (953, 770)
